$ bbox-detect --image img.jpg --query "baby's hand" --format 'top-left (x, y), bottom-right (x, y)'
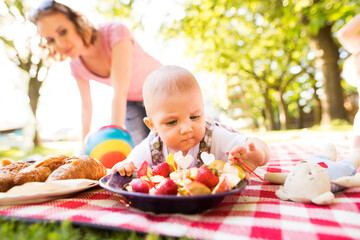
top-left (112, 161), bottom-right (135, 176)
top-left (228, 142), bottom-right (265, 180)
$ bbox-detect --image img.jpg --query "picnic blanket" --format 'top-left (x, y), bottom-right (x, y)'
top-left (1, 139), bottom-right (359, 240)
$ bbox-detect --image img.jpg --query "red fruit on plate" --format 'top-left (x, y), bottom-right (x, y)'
top-left (195, 165), bottom-right (219, 189)
top-left (152, 162), bottom-right (170, 177)
top-left (155, 178), bottom-right (178, 195)
top-left (130, 178), bottom-right (150, 193)
top-left (137, 161), bottom-right (149, 178)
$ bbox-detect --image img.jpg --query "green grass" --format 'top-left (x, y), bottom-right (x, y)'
top-left (0, 218), bottom-right (194, 240)
top-left (0, 219), bottom-right (142, 240)
top-left (242, 121), bottom-right (353, 142)
top-left (0, 218), bottom-right (191, 240)
top-left (0, 142), bottom-right (74, 161)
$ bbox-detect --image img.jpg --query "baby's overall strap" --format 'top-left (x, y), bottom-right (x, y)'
top-left (195, 120), bottom-right (213, 167)
top-left (196, 120), bottom-right (240, 167)
top-left (148, 132), bottom-right (165, 165)
top-left (148, 120), bottom-right (237, 166)
top-left (148, 130), bottom-right (209, 167)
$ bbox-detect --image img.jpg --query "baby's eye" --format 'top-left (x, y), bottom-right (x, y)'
top-left (166, 120), bottom-right (177, 125)
top-left (190, 115), bottom-right (200, 120)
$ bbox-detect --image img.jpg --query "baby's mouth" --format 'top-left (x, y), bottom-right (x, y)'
top-left (183, 137), bottom-right (194, 143)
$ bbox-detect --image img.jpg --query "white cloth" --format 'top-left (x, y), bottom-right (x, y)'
top-left (124, 124), bottom-right (248, 168)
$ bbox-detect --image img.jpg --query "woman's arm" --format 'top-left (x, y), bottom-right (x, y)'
top-left (110, 39), bottom-right (133, 128)
top-left (75, 78), bottom-right (93, 146)
top-left (338, 13), bottom-right (360, 54)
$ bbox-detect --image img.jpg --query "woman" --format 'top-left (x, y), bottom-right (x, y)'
top-left (30, 0), bottom-right (162, 147)
top-left (337, 13), bottom-right (360, 152)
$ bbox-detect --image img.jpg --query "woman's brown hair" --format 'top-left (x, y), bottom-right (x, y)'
top-left (30, 0), bottom-right (97, 60)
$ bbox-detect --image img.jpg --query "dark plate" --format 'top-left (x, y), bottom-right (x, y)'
top-left (99, 172), bottom-right (248, 214)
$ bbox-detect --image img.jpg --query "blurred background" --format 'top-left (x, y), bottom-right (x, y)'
top-left (0, 0), bottom-right (359, 156)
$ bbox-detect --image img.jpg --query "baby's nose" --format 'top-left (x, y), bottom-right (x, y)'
top-left (180, 122), bottom-right (193, 134)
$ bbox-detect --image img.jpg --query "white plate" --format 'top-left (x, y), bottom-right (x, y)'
top-left (0, 179), bottom-right (99, 205)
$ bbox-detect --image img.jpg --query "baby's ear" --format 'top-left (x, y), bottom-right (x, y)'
top-left (143, 117), bottom-right (157, 133)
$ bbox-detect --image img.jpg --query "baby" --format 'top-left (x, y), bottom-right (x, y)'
top-left (112, 65), bottom-right (270, 180)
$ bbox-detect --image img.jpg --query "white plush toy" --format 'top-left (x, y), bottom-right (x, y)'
top-left (265, 143), bottom-right (360, 205)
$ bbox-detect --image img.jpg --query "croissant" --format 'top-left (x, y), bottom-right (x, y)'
top-left (0, 161), bottom-right (31, 192)
top-left (14, 154), bottom-right (68, 185)
top-left (46, 155), bottom-right (107, 181)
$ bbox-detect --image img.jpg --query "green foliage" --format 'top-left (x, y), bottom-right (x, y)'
top-left (98, 0), bottom-right (134, 18)
top-left (160, 0), bottom-right (315, 129)
top-left (96, 0), bottom-right (143, 30)
top-left (291, 0), bottom-right (360, 35)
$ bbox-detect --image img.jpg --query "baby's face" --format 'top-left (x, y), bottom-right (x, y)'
top-left (148, 88), bottom-right (206, 155)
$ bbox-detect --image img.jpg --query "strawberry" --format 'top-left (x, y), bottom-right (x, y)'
top-left (155, 178), bottom-right (178, 195)
top-left (136, 161), bottom-right (155, 188)
top-left (152, 162), bottom-right (170, 177)
top-left (137, 161), bottom-right (149, 178)
top-left (195, 165), bottom-right (219, 189)
top-left (130, 178), bottom-right (151, 193)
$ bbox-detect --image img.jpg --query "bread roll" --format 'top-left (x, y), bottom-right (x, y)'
top-left (0, 161), bottom-right (31, 192)
top-left (46, 155), bottom-right (107, 181)
top-left (14, 154), bottom-right (68, 185)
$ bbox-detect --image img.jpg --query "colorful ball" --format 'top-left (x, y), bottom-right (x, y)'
top-left (84, 125), bottom-right (134, 168)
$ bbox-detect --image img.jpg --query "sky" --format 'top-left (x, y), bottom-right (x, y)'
top-left (0, 0), bottom-right (229, 140)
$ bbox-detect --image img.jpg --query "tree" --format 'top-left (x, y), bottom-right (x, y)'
top-left (248, 0), bottom-right (360, 124)
top-left (160, 1), bottom-right (314, 130)
top-left (0, 0), bottom-right (49, 145)
top-left (160, 0), bottom-right (360, 129)
top-left (281, 0), bottom-right (359, 124)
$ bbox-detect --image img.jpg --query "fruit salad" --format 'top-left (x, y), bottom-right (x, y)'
top-left (124, 152), bottom-right (246, 196)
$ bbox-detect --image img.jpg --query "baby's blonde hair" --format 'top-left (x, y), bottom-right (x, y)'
top-left (143, 65), bottom-right (201, 116)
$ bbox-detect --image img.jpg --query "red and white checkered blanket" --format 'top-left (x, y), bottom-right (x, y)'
top-left (1, 140), bottom-right (359, 240)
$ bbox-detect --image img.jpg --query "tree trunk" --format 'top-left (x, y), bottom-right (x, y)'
top-left (275, 90), bottom-right (291, 129)
top-left (309, 24), bottom-right (347, 124)
top-left (312, 84), bottom-right (322, 125)
top-left (28, 76), bottom-right (42, 145)
top-left (263, 87), bottom-right (276, 130)
top-left (297, 101), bottom-right (305, 128)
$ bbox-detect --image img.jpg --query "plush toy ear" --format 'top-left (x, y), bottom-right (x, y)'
top-left (264, 172), bottom-right (288, 185)
top-left (311, 191), bottom-right (335, 205)
top-left (331, 173), bottom-right (360, 187)
top-left (275, 186), bottom-right (290, 200)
